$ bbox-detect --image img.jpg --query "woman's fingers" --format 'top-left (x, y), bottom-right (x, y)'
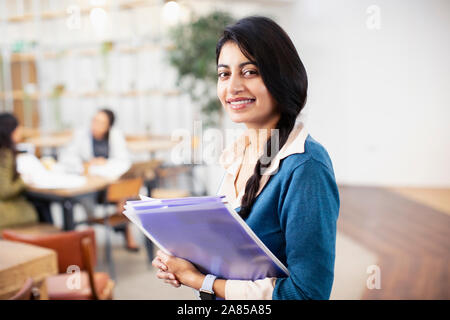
top-left (156, 250), bottom-right (170, 264)
top-left (156, 270), bottom-right (177, 281)
top-left (157, 270), bottom-right (180, 287)
top-left (165, 279), bottom-right (181, 287)
top-left (156, 270), bottom-right (170, 279)
top-left (154, 251), bottom-right (182, 288)
top-left (152, 257), bottom-right (168, 271)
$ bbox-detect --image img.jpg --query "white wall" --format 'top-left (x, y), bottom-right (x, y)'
top-left (285, 0), bottom-right (450, 187)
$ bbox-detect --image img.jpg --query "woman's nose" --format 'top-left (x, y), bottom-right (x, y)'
top-left (228, 74), bottom-right (244, 94)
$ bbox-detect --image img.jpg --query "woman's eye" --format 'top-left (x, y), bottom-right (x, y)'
top-left (243, 70), bottom-right (258, 77)
top-left (218, 72), bottom-right (229, 79)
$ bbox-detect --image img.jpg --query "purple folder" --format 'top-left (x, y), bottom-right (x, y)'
top-left (123, 196), bottom-right (288, 281)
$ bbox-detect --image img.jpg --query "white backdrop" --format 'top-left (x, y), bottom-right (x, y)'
top-left (284, 0), bottom-right (450, 187)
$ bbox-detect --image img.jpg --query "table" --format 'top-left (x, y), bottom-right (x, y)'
top-left (126, 139), bottom-right (179, 154)
top-left (24, 131), bottom-right (179, 157)
top-left (0, 240), bottom-right (58, 300)
top-left (24, 131), bottom-right (73, 158)
top-left (26, 175), bottom-right (114, 231)
top-left (126, 137), bottom-right (180, 162)
top-left (25, 132), bottom-right (72, 149)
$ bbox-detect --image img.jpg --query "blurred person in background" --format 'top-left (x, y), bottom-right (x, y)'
top-left (0, 113), bottom-right (53, 230)
top-left (59, 108), bottom-right (139, 251)
top-left (59, 108), bottom-right (131, 175)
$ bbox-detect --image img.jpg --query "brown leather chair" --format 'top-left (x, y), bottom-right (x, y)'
top-left (2, 228), bottom-right (114, 300)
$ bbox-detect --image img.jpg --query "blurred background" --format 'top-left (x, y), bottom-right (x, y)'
top-left (0, 0), bottom-right (449, 300)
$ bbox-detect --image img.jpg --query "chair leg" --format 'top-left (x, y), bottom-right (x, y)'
top-left (105, 227), bottom-right (117, 281)
top-left (124, 224), bottom-right (140, 251)
top-left (104, 214), bottom-right (117, 281)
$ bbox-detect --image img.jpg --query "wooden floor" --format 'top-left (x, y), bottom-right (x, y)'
top-left (338, 185), bottom-right (450, 299)
top-left (388, 187), bottom-right (450, 216)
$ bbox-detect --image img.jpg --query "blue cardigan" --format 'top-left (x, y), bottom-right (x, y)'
top-left (240, 134), bottom-right (340, 300)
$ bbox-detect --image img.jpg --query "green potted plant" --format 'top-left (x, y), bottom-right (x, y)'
top-left (50, 84), bottom-right (65, 131)
top-left (167, 11), bottom-right (235, 128)
top-left (99, 41), bottom-right (114, 92)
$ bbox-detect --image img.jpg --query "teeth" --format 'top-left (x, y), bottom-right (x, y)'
top-left (229, 99), bottom-right (254, 105)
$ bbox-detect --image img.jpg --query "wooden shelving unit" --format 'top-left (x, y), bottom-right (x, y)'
top-left (1, 0), bottom-right (160, 24)
top-left (0, 0), bottom-right (185, 134)
top-left (5, 43), bottom-right (176, 62)
top-left (0, 89), bottom-right (181, 100)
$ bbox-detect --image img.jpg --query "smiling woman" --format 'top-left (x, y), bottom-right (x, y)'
top-left (152, 16), bottom-right (340, 301)
top-left (217, 45), bottom-right (279, 129)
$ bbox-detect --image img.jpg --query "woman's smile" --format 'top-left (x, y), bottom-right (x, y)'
top-left (227, 97), bottom-right (256, 110)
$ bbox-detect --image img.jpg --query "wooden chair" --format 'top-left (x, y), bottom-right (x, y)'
top-left (2, 228), bottom-right (114, 300)
top-left (8, 278), bottom-right (40, 300)
top-left (87, 177), bottom-right (144, 280)
top-left (120, 159), bottom-right (162, 181)
top-left (89, 177), bottom-right (143, 232)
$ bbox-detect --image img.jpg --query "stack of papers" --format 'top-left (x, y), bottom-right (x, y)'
top-left (16, 153), bottom-right (86, 189)
top-left (123, 195), bottom-right (289, 280)
top-left (88, 160), bottom-right (131, 180)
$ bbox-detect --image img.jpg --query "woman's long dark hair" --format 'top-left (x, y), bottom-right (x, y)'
top-left (98, 108), bottom-right (115, 141)
top-left (216, 16), bottom-right (308, 219)
top-left (0, 112), bottom-right (20, 180)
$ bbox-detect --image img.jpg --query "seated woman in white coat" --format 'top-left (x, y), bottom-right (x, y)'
top-left (59, 108), bottom-right (131, 177)
top-left (59, 108), bottom-right (139, 251)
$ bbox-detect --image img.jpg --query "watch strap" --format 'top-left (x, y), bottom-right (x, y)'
top-left (199, 274), bottom-right (217, 300)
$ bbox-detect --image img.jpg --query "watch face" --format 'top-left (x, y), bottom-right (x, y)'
top-left (199, 291), bottom-right (215, 300)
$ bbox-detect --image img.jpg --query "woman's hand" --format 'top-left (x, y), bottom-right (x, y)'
top-left (152, 250), bottom-right (204, 290)
top-left (152, 254), bottom-right (180, 288)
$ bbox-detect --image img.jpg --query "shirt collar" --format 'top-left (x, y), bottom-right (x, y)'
top-left (219, 119), bottom-right (308, 175)
top-left (219, 131), bottom-right (250, 176)
top-left (218, 118), bottom-right (308, 208)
